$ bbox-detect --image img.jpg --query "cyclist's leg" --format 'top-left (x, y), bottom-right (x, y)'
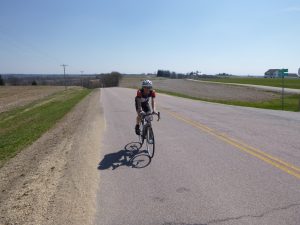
top-left (139, 102), bottom-right (150, 137)
top-left (135, 97), bottom-right (141, 135)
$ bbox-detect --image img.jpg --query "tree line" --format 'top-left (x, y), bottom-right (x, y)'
top-left (0, 75), bottom-right (4, 86)
top-left (0, 72), bottom-right (122, 88)
top-left (157, 70), bottom-right (215, 79)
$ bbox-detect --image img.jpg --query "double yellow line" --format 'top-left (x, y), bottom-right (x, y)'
top-left (166, 110), bottom-right (300, 179)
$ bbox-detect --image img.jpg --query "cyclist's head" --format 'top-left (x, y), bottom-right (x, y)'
top-left (141, 80), bottom-right (153, 90)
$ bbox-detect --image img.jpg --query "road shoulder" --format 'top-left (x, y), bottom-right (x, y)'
top-left (0, 88), bottom-right (104, 225)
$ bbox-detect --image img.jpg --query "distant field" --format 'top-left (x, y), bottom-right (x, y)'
top-left (201, 77), bottom-right (300, 89)
top-left (120, 77), bottom-right (300, 111)
top-left (120, 77), bottom-right (280, 102)
top-left (119, 76), bottom-right (166, 89)
top-left (0, 86), bottom-right (67, 113)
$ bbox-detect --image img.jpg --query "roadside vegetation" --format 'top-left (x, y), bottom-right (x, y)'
top-left (0, 75), bottom-right (5, 86)
top-left (0, 88), bottom-right (92, 166)
top-left (1, 72), bottom-right (122, 88)
top-left (201, 77), bottom-right (300, 89)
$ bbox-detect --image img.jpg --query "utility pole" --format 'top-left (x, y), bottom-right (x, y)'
top-left (298, 68), bottom-right (300, 111)
top-left (80, 71), bottom-right (84, 87)
top-left (60, 64), bottom-right (68, 90)
top-left (280, 68), bottom-right (288, 110)
top-left (282, 72), bottom-right (284, 110)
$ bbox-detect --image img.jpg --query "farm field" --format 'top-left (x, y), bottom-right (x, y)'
top-left (120, 77), bottom-right (300, 111)
top-left (153, 79), bottom-right (278, 102)
top-left (0, 86), bottom-right (67, 113)
top-left (119, 75), bottom-right (166, 88)
top-left (201, 77), bottom-right (300, 89)
top-left (0, 86), bottom-right (91, 166)
top-left (120, 76), bottom-right (278, 102)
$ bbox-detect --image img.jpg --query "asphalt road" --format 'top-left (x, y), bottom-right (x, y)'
top-left (95, 87), bottom-right (300, 225)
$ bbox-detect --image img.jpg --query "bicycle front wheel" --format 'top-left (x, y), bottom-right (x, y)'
top-left (146, 126), bottom-right (155, 158)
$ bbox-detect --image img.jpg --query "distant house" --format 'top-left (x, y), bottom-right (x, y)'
top-left (264, 69), bottom-right (280, 78)
top-left (265, 69), bottom-right (299, 78)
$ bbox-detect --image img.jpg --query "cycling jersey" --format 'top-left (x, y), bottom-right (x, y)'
top-left (135, 89), bottom-right (156, 112)
top-left (136, 89), bottom-right (156, 103)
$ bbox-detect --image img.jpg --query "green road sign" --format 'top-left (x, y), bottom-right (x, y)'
top-left (279, 69), bottom-right (288, 76)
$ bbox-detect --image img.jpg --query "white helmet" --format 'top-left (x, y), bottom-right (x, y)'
top-left (141, 80), bottom-right (152, 88)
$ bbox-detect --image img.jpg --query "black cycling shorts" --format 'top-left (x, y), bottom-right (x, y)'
top-left (135, 97), bottom-right (151, 113)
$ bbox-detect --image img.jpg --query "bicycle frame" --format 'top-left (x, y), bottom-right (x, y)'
top-left (139, 112), bottom-right (160, 144)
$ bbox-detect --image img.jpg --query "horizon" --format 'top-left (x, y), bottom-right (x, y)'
top-left (1, 0), bottom-right (300, 75)
top-left (0, 72), bottom-right (291, 77)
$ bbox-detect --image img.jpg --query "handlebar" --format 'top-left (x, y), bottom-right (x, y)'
top-left (140, 111), bottom-right (160, 121)
top-left (153, 112), bottom-right (160, 121)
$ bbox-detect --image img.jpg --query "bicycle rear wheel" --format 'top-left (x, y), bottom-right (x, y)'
top-left (146, 126), bottom-right (155, 158)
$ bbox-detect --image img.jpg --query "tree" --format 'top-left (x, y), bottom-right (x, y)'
top-left (157, 70), bottom-right (171, 77)
top-left (32, 80), bottom-right (37, 85)
top-left (99, 72), bottom-right (122, 88)
top-left (0, 75), bottom-right (5, 86)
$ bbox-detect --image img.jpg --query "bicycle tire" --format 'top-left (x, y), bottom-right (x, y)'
top-left (130, 153), bottom-right (151, 168)
top-left (125, 142), bottom-right (142, 152)
top-left (146, 126), bottom-right (155, 158)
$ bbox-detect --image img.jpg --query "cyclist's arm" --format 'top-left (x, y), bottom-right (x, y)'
top-left (136, 90), bottom-right (143, 113)
top-left (151, 97), bottom-right (156, 113)
top-left (151, 90), bottom-right (156, 113)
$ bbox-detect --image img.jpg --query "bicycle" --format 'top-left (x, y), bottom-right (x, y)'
top-left (138, 111), bottom-right (160, 158)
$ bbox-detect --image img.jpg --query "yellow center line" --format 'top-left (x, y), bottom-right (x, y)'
top-left (164, 109), bottom-right (300, 179)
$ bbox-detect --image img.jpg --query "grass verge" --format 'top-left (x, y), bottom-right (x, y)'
top-left (0, 88), bottom-right (92, 166)
top-left (156, 89), bottom-right (300, 112)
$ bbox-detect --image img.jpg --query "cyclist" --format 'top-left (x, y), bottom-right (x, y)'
top-left (135, 80), bottom-right (156, 135)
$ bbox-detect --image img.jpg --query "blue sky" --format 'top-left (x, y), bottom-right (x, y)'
top-left (0, 0), bottom-right (299, 75)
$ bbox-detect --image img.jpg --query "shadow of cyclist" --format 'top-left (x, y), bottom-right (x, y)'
top-left (98, 142), bottom-right (151, 170)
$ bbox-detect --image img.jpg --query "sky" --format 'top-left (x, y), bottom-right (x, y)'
top-left (0, 0), bottom-right (299, 75)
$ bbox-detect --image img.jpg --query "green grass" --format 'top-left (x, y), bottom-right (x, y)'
top-left (156, 89), bottom-right (300, 112)
top-left (0, 88), bottom-right (92, 166)
top-left (201, 77), bottom-right (300, 89)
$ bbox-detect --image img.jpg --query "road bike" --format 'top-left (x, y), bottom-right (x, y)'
top-left (138, 112), bottom-right (160, 158)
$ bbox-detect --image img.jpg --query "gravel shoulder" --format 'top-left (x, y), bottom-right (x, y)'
top-left (0, 88), bottom-right (104, 225)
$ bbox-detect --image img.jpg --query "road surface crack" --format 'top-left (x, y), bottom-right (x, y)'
top-left (164, 203), bottom-right (300, 225)
top-left (206, 202), bottom-right (300, 224)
